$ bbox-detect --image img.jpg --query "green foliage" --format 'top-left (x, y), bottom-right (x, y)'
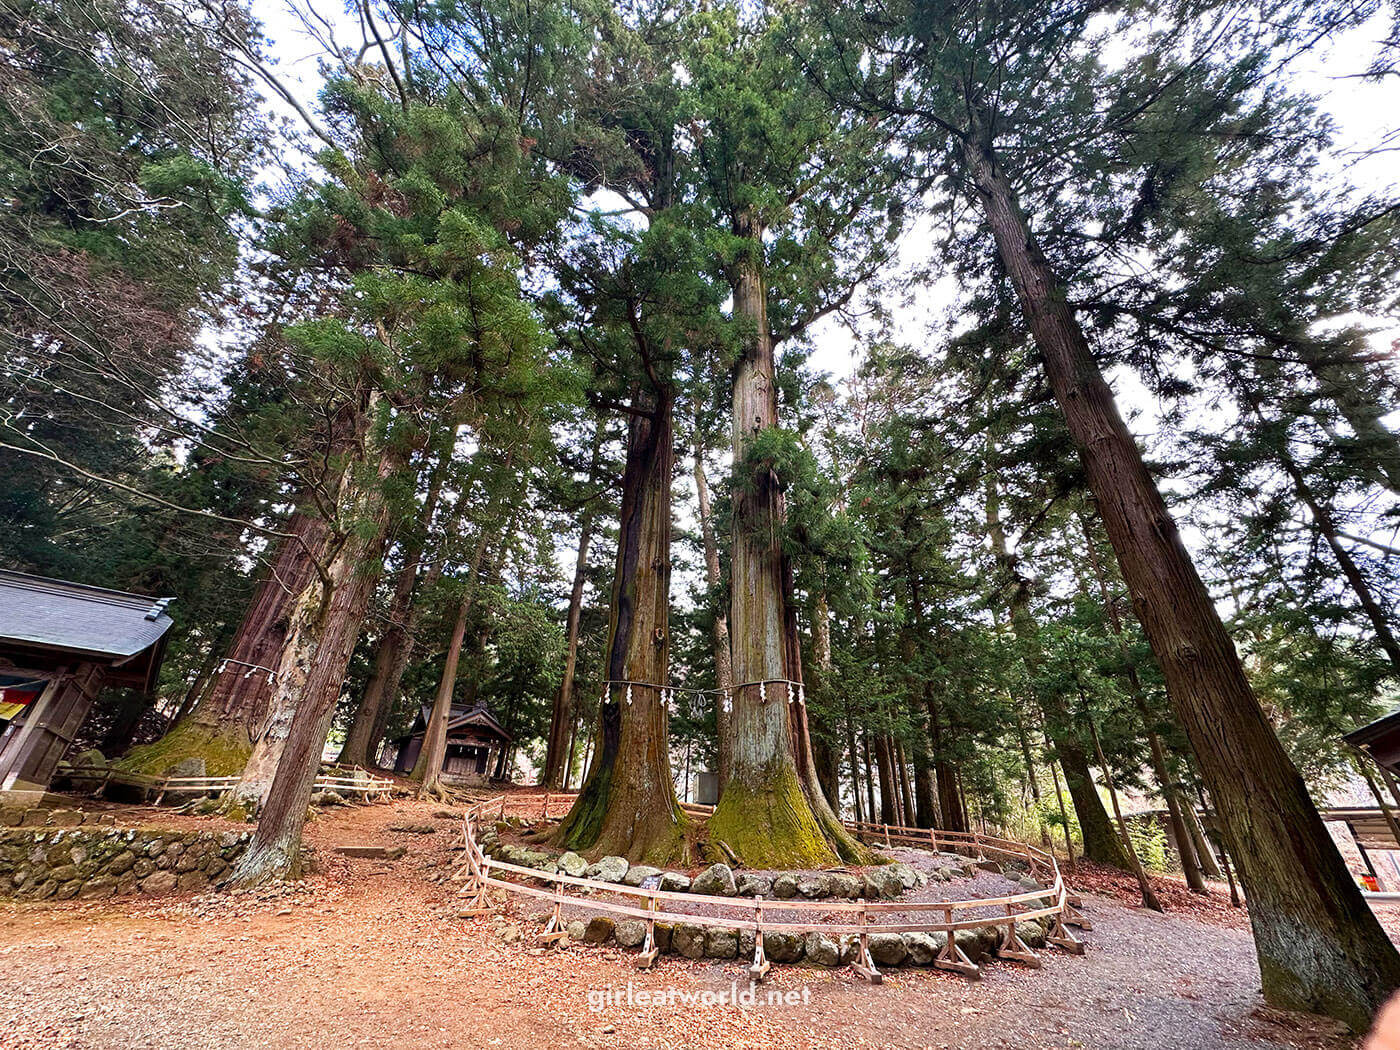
top-left (1126, 816), bottom-right (1169, 875)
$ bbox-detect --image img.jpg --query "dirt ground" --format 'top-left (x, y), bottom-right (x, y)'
top-left (0, 796), bottom-right (1374, 1050)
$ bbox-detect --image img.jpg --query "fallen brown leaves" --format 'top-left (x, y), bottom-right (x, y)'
top-left (1066, 861), bottom-right (1252, 930)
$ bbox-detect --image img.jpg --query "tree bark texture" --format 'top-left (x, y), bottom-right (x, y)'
top-left (338, 459), bottom-right (446, 768)
top-left (124, 508), bottom-right (330, 777)
top-left (709, 217), bottom-right (842, 868)
top-left (694, 432), bottom-right (736, 785)
top-left (554, 391), bottom-right (685, 863)
top-left (963, 130), bottom-right (1400, 1029)
top-left (227, 412), bottom-right (402, 883)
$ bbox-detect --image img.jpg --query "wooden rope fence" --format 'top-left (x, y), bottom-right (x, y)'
top-left (455, 791), bottom-right (1088, 983)
top-left (52, 762), bottom-right (397, 805)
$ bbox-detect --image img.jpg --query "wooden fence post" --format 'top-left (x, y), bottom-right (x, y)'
top-left (851, 900), bottom-right (882, 984)
top-left (749, 897), bottom-right (770, 981)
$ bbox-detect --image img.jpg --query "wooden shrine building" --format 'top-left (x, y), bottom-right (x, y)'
top-left (0, 570), bottom-right (174, 795)
top-left (389, 700), bottom-right (512, 783)
top-left (1345, 708), bottom-right (1400, 775)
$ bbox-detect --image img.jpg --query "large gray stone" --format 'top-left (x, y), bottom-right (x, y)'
top-left (622, 865), bottom-right (663, 888)
top-left (587, 856), bottom-right (629, 883)
top-left (517, 850), bottom-right (556, 873)
top-left (872, 867), bottom-right (904, 899)
top-left (762, 931), bottom-right (804, 963)
top-left (704, 928), bottom-right (738, 959)
top-left (1016, 921), bottom-right (1047, 949)
top-left (736, 874), bottom-right (771, 898)
top-left (79, 876), bottom-right (116, 900)
top-left (140, 871), bottom-right (178, 895)
top-left (557, 851), bottom-right (587, 877)
top-left (977, 924), bottom-right (1002, 955)
top-left (868, 932), bottom-right (908, 967)
top-left (771, 873), bottom-right (800, 899)
top-left (903, 931), bottom-right (945, 965)
top-left (583, 916), bottom-right (615, 944)
top-left (797, 874), bottom-right (829, 899)
top-left (804, 932), bottom-right (842, 967)
top-left (614, 919), bottom-right (648, 948)
top-left (953, 928), bottom-right (986, 963)
top-left (826, 873), bottom-right (860, 898)
top-left (672, 923), bottom-right (706, 959)
top-left (659, 871), bottom-right (691, 892)
top-left (653, 923), bottom-right (674, 953)
top-left (889, 862), bottom-right (918, 889)
top-left (839, 935), bottom-right (863, 965)
top-left (691, 863), bottom-right (736, 897)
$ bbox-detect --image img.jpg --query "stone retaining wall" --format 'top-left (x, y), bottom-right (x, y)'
top-left (0, 825), bottom-right (252, 901)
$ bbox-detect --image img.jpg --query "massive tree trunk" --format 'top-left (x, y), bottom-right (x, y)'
top-left (543, 431), bottom-right (604, 789)
top-left (985, 443), bottom-right (1131, 868)
top-left (694, 436), bottom-right (735, 784)
top-left (338, 458), bottom-right (446, 768)
top-left (226, 413), bottom-right (403, 882)
top-left (123, 508), bottom-right (329, 776)
top-left (554, 390), bottom-right (685, 863)
top-left (1078, 510), bottom-right (1207, 891)
top-left (708, 213), bottom-right (851, 867)
top-left (168, 626), bottom-right (235, 728)
top-left (963, 130), bottom-right (1400, 1030)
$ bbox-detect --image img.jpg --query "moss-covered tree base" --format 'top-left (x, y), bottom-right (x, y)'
top-left (549, 762), bottom-right (690, 866)
top-left (806, 789), bottom-right (876, 865)
top-left (117, 721), bottom-right (252, 777)
top-left (552, 757), bottom-right (614, 853)
top-left (708, 764), bottom-right (840, 869)
top-left (596, 805), bottom-right (689, 867)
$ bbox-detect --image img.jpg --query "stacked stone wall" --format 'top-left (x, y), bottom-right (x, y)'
top-left (0, 808), bottom-right (250, 900)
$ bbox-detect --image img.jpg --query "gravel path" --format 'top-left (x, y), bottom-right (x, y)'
top-left (0, 799), bottom-right (1367, 1050)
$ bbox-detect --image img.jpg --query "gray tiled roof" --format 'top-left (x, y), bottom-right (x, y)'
top-left (0, 570), bottom-right (175, 659)
top-left (408, 700), bottom-right (512, 742)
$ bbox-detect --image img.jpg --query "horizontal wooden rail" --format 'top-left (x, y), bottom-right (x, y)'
top-left (455, 791), bottom-right (1087, 982)
top-left (52, 763), bottom-right (397, 805)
